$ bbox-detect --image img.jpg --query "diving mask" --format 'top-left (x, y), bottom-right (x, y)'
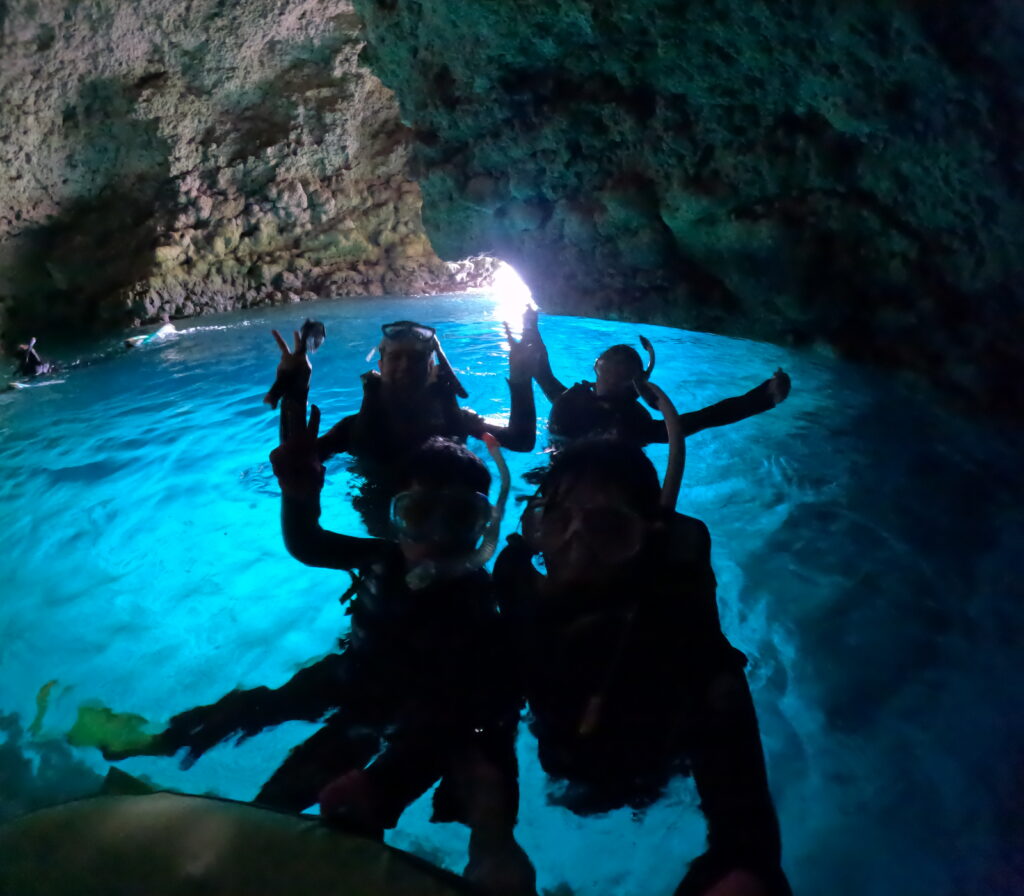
top-left (522, 497), bottom-right (649, 564)
top-left (391, 488), bottom-right (492, 545)
top-left (381, 321), bottom-right (437, 344)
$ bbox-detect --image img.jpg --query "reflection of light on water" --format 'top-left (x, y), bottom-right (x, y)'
top-left (488, 262), bottom-right (534, 333)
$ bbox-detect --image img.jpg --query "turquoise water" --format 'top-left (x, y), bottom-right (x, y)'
top-left (1, 292), bottom-right (1022, 895)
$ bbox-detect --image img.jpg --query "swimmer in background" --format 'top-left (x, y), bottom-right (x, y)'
top-left (13, 337), bottom-right (53, 377)
top-left (124, 315), bottom-right (177, 349)
top-left (525, 309), bottom-right (790, 446)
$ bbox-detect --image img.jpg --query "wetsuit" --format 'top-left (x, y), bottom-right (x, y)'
top-left (494, 516), bottom-right (791, 896)
top-left (317, 370), bottom-right (536, 463)
top-left (161, 493), bottom-right (519, 826)
top-left (315, 371), bottom-right (535, 537)
top-left (548, 378), bottom-right (779, 446)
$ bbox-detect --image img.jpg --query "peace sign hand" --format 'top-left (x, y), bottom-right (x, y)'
top-left (269, 404), bottom-right (325, 498)
top-left (263, 328), bottom-right (313, 409)
top-left (766, 367), bottom-right (791, 406)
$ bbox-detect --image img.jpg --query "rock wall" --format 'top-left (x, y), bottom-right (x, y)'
top-left (354, 0), bottom-right (1024, 414)
top-left (0, 0), bottom-right (488, 343)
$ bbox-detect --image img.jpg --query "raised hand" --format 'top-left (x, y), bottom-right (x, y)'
top-left (157, 688), bottom-right (274, 769)
top-left (263, 328), bottom-right (313, 409)
top-left (270, 404), bottom-right (325, 498)
top-left (522, 306), bottom-right (542, 346)
top-left (766, 368), bottom-right (791, 406)
top-left (505, 321), bottom-right (541, 384)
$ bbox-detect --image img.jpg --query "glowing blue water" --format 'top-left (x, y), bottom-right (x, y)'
top-left (1, 293), bottom-right (1022, 895)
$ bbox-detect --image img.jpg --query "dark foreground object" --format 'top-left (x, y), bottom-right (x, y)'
top-left (0, 790), bottom-right (479, 896)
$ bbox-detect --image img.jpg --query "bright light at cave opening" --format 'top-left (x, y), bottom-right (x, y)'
top-left (489, 261), bottom-right (534, 334)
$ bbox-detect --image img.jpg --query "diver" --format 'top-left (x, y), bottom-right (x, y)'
top-left (492, 382), bottom-right (791, 896)
top-left (525, 309), bottom-right (790, 446)
top-left (269, 316), bottom-right (538, 537)
top-left (13, 337), bottom-right (54, 378)
top-left (110, 417), bottom-right (535, 895)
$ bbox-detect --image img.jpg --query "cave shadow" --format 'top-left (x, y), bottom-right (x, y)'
top-left (3, 76), bottom-right (174, 344)
top-left (732, 388), bottom-right (1024, 893)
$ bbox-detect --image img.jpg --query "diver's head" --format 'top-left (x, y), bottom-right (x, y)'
top-left (594, 344), bottom-right (645, 399)
top-left (391, 437), bottom-right (493, 565)
top-left (526, 438), bottom-right (661, 586)
top-left (378, 321), bottom-right (436, 392)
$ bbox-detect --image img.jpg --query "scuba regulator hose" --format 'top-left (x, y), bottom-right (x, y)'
top-left (406, 432), bottom-right (511, 589)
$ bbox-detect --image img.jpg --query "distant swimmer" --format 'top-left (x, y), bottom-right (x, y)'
top-left (14, 337), bottom-right (53, 377)
top-left (125, 320), bottom-right (178, 349)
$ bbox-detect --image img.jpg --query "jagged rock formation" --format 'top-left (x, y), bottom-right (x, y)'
top-left (354, 0), bottom-right (1024, 414)
top-left (0, 0), bottom-right (491, 344)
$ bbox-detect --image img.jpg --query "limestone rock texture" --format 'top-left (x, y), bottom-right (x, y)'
top-left (354, 0), bottom-right (1024, 414)
top-left (0, 0), bottom-right (488, 343)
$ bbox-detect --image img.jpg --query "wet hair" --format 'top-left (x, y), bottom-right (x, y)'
top-left (399, 436), bottom-right (491, 495)
top-left (597, 344), bottom-right (644, 374)
top-left (540, 437), bottom-right (661, 516)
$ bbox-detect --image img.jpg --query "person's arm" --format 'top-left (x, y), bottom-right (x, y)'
top-left (533, 346), bottom-right (566, 403)
top-left (523, 309), bottom-right (567, 402)
top-left (637, 370), bottom-right (792, 445)
top-left (678, 370), bottom-right (791, 438)
top-left (271, 404), bottom-right (389, 570)
top-left (315, 413), bottom-right (353, 462)
top-left (265, 329), bottom-right (312, 410)
top-left (675, 670), bottom-right (790, 896)
top-left (672, 520), bottom-right (790, 896)
top-left (467, 326), bottom-right (538, 452)
top-left (471, 378), bottom-right (537, 452)
top-left (281, 492), bottom-right (388, 571)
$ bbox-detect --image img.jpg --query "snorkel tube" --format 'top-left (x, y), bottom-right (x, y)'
top-left (405, 432), bottom-right (511, 589)
top-left (635, 335), bottom-right (660, 408)
top-left (640, 380), bottom-right (685, 510)
top-left (431, 335), bottom-right (469, 399)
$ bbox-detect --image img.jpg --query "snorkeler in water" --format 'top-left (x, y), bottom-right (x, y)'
top-left (321, 319), bottom-right (537, 460)
top-left (111, 419), bottom-right (534, 894)
top-left (269, 315), bottom-right (539, 536)
top-left (493, 417), bottom-right (791, 895)
top-left (10, 318), bottom-right (181, 390)
top-left (13, 338), bottom-right (54, 378)
top-left (525, 309), bottom-right (790, 446)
